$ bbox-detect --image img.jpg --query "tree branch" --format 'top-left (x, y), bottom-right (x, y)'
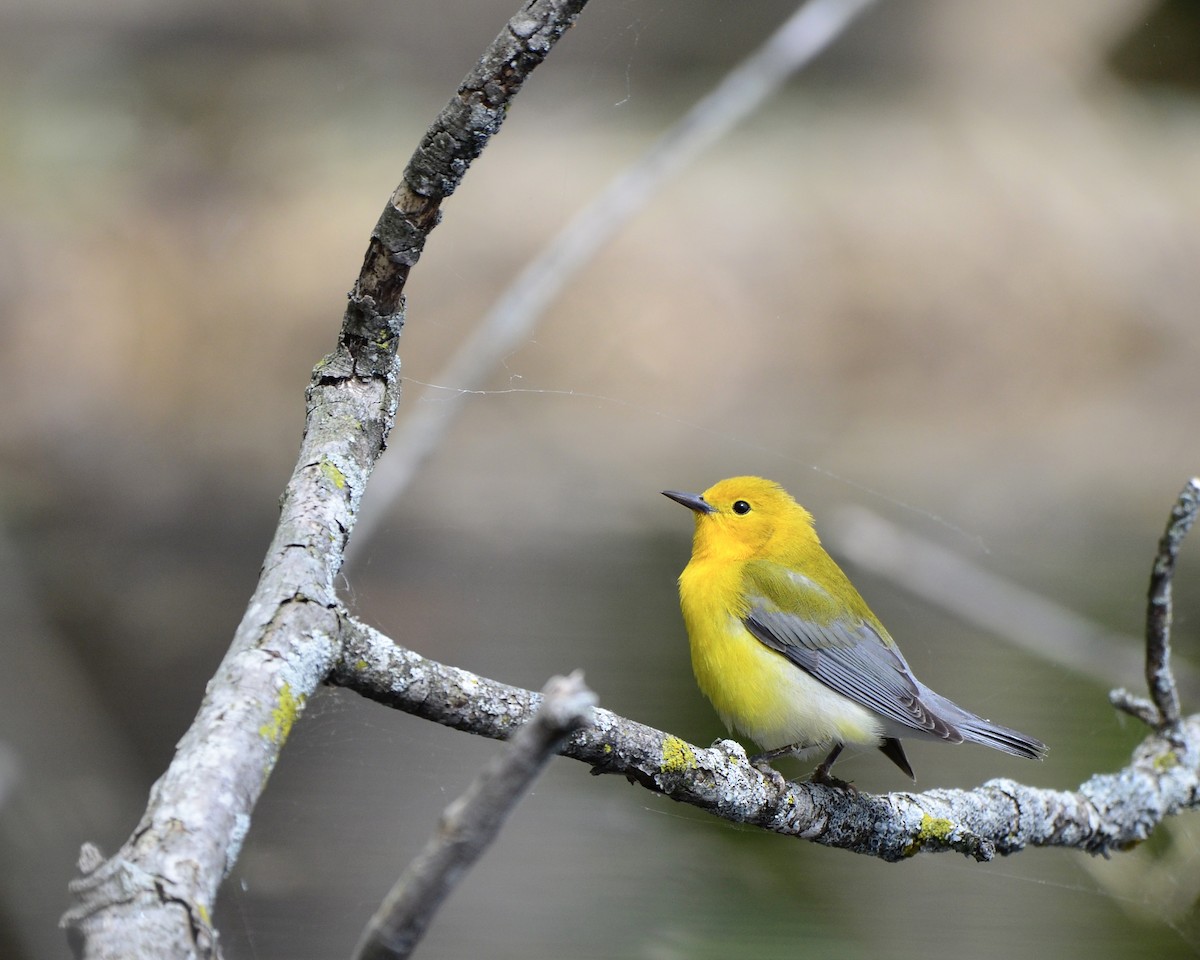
top-left (347, 0), bottom-right (881, 559)
top-left (1142, 478), bottom-right (1199, 731)
top-left (330, 609), bottom-right (1200, 863)
top-left (356, 0), bottom-right (589, 317)
top-left (1111, 480), bottom-right (1199, 731)
top-left (353, 672), bottom-right (595, 960)
top-left (827, 505), bottom-right (1200, 699)
top-left (60, 3), bottom-right (590, 958)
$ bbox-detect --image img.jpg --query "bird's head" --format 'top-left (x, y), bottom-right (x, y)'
top-left (662, 475), bottom-right (818, 561)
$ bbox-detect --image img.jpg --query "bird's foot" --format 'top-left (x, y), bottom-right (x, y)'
top-left (749, 758), bottom-right (789, 792)
top-left (810, 767), bottom-right (859, 794)
top-left (808, 743), bottom-right (857, 793)
top-left (749, 741), bottom-right (814, 765)
top-left (748, 743), bottom-right (817, 792)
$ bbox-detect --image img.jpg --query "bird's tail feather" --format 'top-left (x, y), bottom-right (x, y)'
top-left (919, 686), bottom-right (1047, 760)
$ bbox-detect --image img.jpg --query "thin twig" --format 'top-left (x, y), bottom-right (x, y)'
top-left (1140, 477), bottom-right (1200, 731)
top-left (347, 0), bottom-right (880, 561)
top-left (828, 505), bottom-right (1199, 699)
top-left (353, 673), bottom-right (595, 960)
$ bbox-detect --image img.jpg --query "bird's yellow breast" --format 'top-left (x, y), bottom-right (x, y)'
top-left (679, 559), bottom-right (882, 751)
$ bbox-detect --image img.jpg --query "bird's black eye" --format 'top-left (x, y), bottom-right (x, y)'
top-left (732, 500), bottom-right (751, 515)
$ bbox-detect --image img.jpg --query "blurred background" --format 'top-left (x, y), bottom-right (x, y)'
top-left (3, 0), bottom-right (1200, 957)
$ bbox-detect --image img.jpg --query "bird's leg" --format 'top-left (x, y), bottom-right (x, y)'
top-left (748, 742), bottom-right (859, 793)
top-left (810, 743), bottom-right (857, 793)
top-left (749, 742), bottom-right (813, 765)
top-left (813, 743), bottom-right (844, 777)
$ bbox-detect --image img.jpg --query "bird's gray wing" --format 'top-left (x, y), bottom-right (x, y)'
top-left (742, 573), bottom-right (962, 742)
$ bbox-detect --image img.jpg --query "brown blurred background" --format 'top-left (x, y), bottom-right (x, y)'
top-left (3, 0), bottom-right (1200, 957)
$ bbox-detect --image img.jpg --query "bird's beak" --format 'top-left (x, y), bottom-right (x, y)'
top-left (662, 490), bottom-right (714, 514)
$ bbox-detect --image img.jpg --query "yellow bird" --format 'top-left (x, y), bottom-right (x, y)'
top-left (663, 476), bottom-right (1046, 784)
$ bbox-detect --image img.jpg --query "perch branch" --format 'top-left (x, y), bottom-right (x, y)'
top-left (353, 673), bottom-right (595, 960)
top-left (331, 610), bottom-right (1200, 863)
top-left (60, 3), bottom-right (590, 958)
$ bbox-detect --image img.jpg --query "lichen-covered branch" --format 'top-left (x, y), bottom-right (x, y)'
top-left (353, 673), bottom-right (595, 960)
top-left (331, 615), bottom-right (1200, 863)
top-left (60, 3), bottom-right (589, 958)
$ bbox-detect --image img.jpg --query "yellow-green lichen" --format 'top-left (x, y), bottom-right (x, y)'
top-left (1154, 750), bottom-right (1179, 772)
top-left (196, 902), bottom-right (211, 927)
top-left (354, 659), bottom-right (368, 671)
top-left (904, 814), bottom-right (957, 857)
top-left (260, 683), bottom-right (304, 745)
top-left (319, 458), bottom-right (347, 489)
top-left (661, 735), bottom-right (697, 774)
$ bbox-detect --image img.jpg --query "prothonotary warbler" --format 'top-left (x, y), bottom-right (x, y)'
top-left (663, 476), bottom-right (1046, 784)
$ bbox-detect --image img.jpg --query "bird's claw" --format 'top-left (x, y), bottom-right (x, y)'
top-left (811, 767), bottom-right (858, 794)
top-left (751, 759), bottom-right (789, 792)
